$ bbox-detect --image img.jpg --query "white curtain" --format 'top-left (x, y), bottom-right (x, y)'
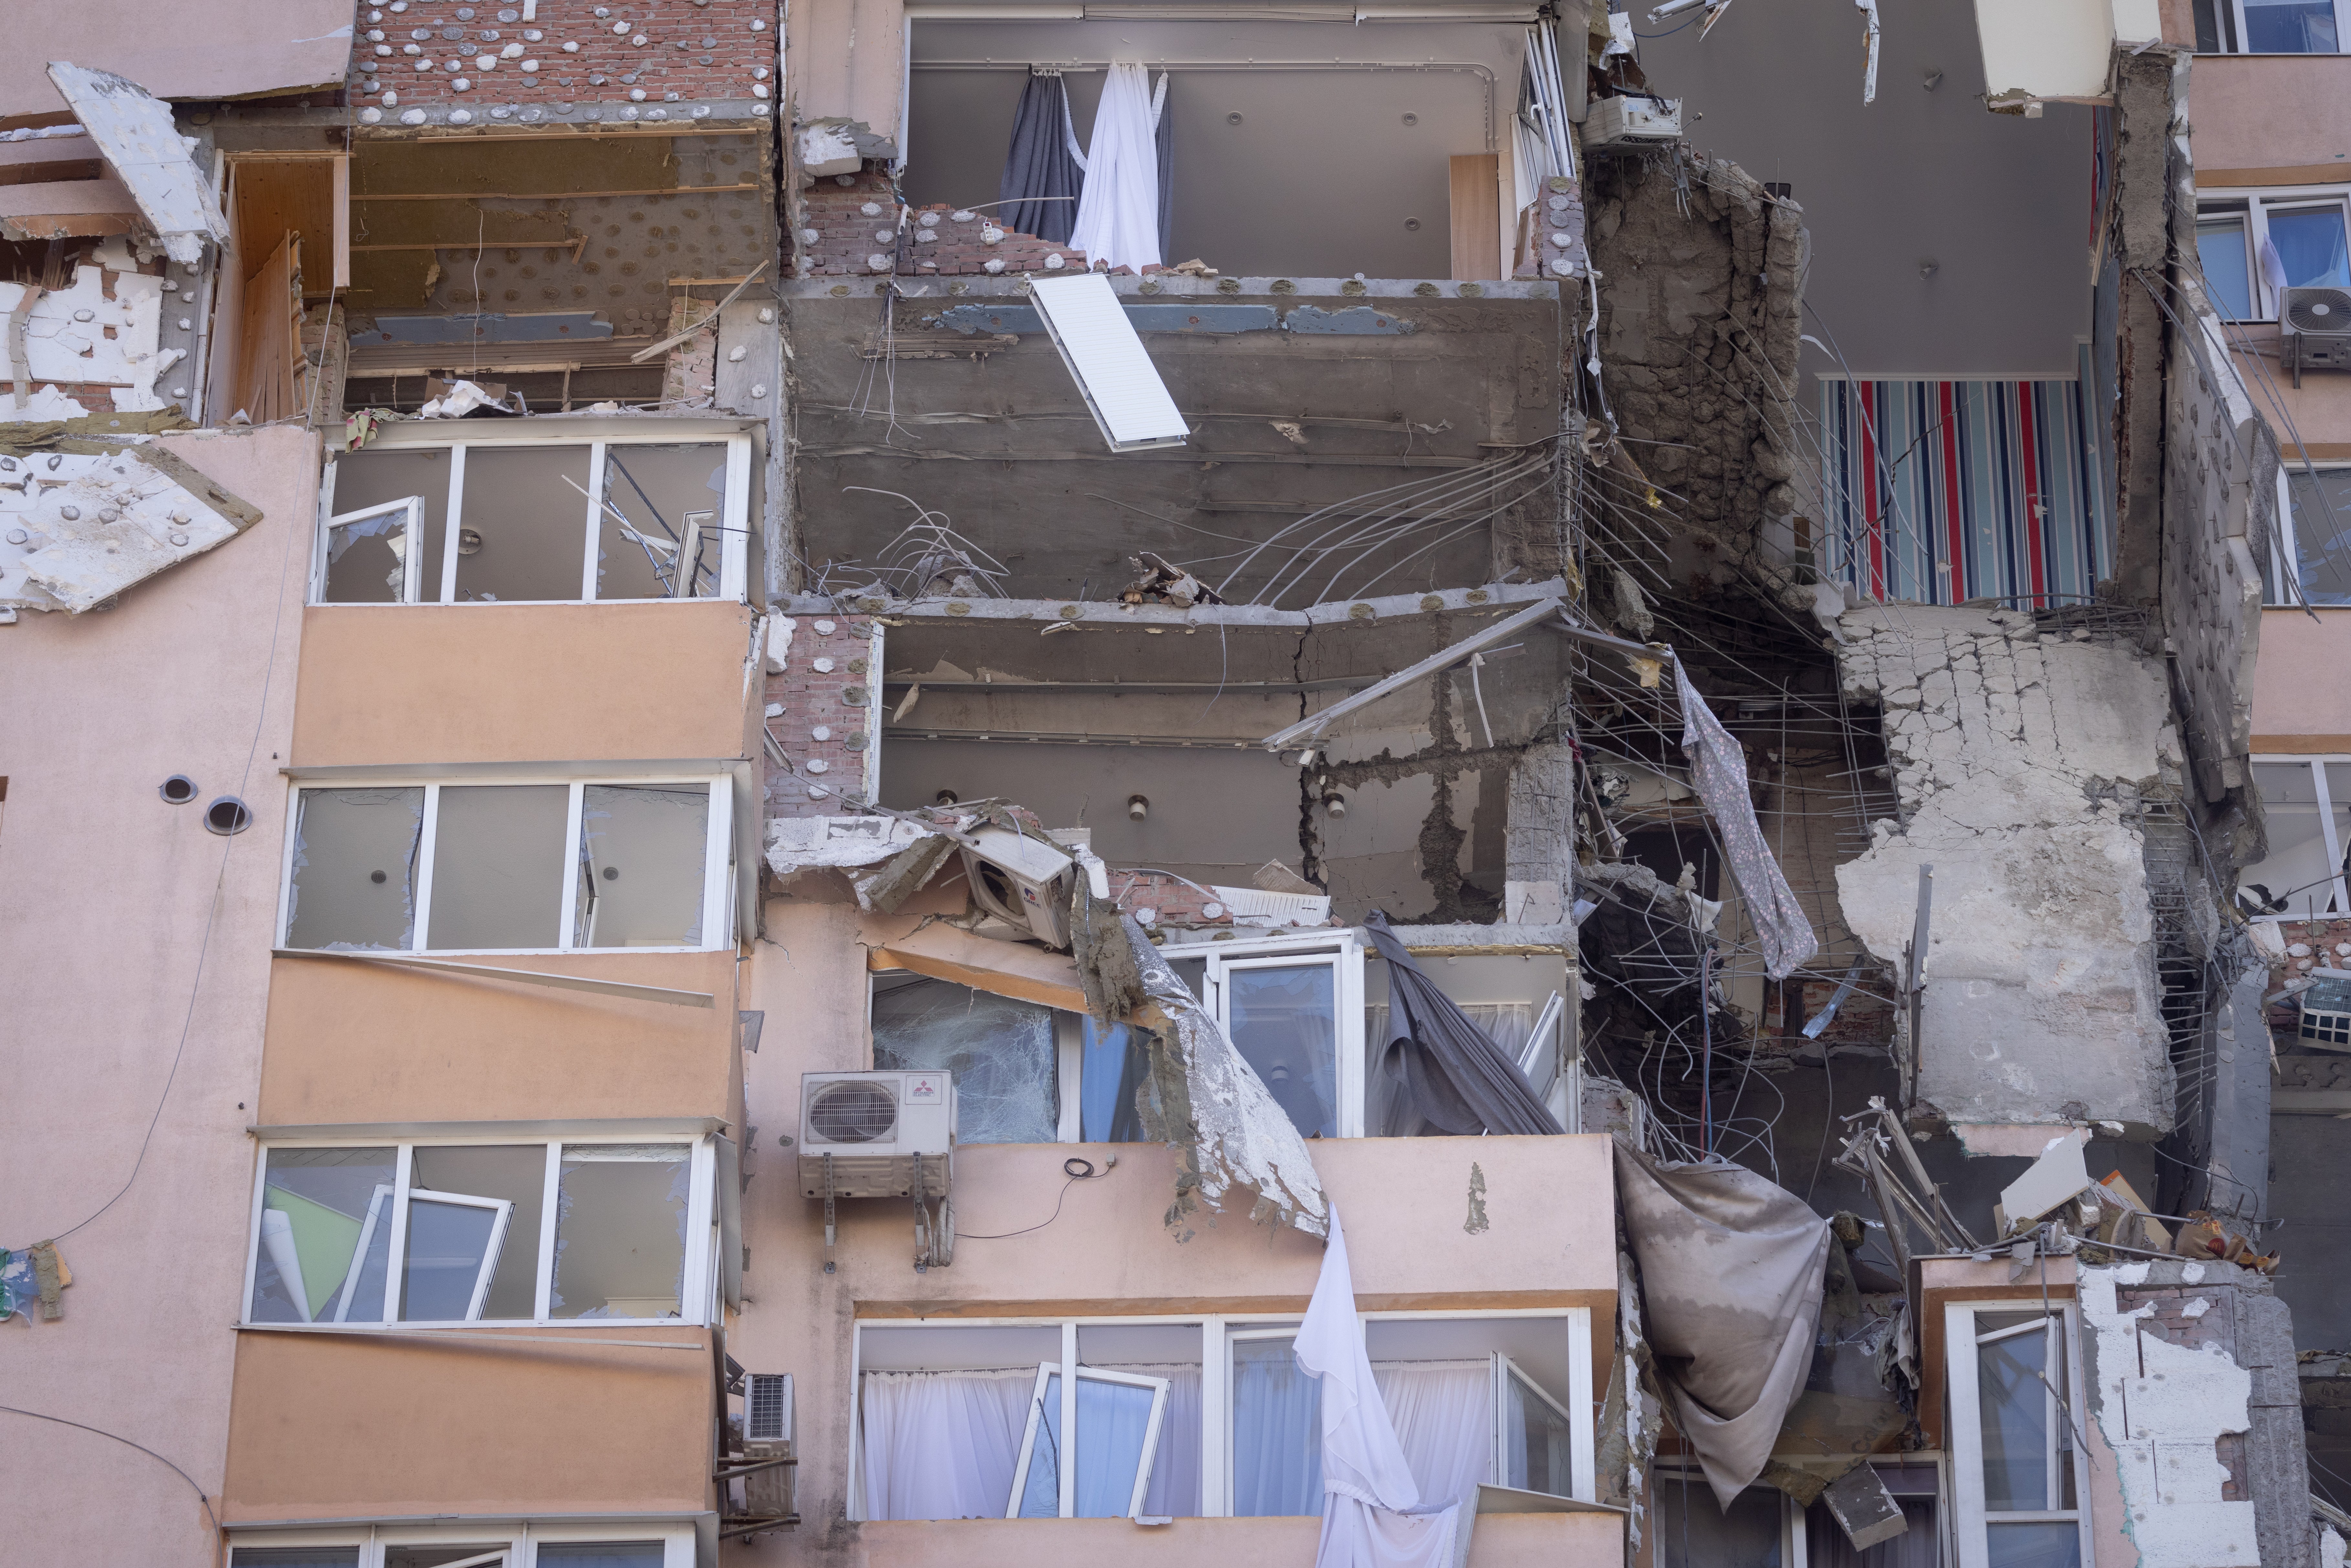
top-left (1374, 1363), bottom-right (1494, 1514)
top-left (1233, 1338), bottom-right (1322, 1516)
top-left (1068, 62), bottom-right (1164, 273)
top-left (860, 1369), bottom-right (1036, 1520)
top-left (1104, 1363), bottom-right (1204, 1517)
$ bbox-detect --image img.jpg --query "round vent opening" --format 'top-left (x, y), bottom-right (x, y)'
top-left (2287, 289), bottom-right (2351, 331)
top-left (974, 859), bottom-right (1021, 916)
top-left (810, 1080), bottom-right (898, 1144)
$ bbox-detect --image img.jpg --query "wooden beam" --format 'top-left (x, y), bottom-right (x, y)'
top-left (352, 183), bottom-right (762, 201)
top-left (1448, 153), bottom-right (1501, 283)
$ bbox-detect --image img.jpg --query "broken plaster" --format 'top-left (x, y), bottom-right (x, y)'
top-left (0, 445), bottom-right (260, 613)
top-left (0, 264), bottom-right (176, 413)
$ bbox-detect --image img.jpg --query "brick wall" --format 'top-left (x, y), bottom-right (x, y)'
top-left (791, 169), bottom-right (1102, 280)
top-left (2123, 1280), bottom-right (2252, 1501)
top-left (763, 613), bottom-right (877, 820)
top-left (348, 0), bottom-right (776, 112)
top-left (2265, 916), bottom-right (2351, 1033)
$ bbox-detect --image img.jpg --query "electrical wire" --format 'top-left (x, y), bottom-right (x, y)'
top-left (956, 1156), bottom-right (1113, 1239)
top-left (0, 1404), bottom-right (219, 1531)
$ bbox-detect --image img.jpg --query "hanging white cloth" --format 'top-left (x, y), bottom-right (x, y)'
top-left (1067, 61), bottom-right (1164, 273)
top-left (859, 1369), bottom-right (1035, 1520)
top-left (1293, 1204), bottom-right (1462, 1568)
top-left (1373, 1364), bottom-right (1493, 1516)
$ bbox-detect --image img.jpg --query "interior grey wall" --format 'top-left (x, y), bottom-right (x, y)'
top-left (1631, 0), bottom-right (2092, 380)
top-left (2270, 1111), bottom-right (2351, 1350)
top-left (905, 20), bottom-right (1522, 278)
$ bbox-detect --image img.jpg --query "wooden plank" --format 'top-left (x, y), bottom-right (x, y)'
top-left (1449, 153), bottom-right (1501, 283)
top-left (352, 183), bottom-right (761, 201)
top-left (231, 156), bottom-right (335, 302)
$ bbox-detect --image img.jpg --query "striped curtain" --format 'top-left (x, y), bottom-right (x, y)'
top-left (1814, 346), bottom-right (2114, 606)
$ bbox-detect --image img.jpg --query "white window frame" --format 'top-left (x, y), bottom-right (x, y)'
top-left (1944, 1302), bottom-right (2093, 1568)
top-left (2195, 0), bottom-right (2349, 53)
top-left (2194, 187), bottom-right (2351, 322)
top-left (224, 1521), bottom-right (696, 1568)
top-left (240, 1134), bottom-right (716, 1329)
top-left (1006, 1359), bottom-right (1173, 1519)
top-left (1649, 1464), bottom-right (1809, 1564)
top-left (312, 428), bottom-right (753, 606)
top-left (2243, 754), bottom-right (2351, 920)
top-left (276, 773), bottom-right (735, 955)
top-left (318, 494), bottom-right (428, 604)
top-left (2269, 463), bottom-right (2351, 608)
top-left (846, 1308), bottom-right (1594, 1523)
top-left (1160, 929), bottom-right (1366, 1139)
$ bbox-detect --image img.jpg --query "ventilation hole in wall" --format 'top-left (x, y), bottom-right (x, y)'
top-left (205, 796), bottom-right (254, 836)
top-left (160, 774), bottom-right (199, 805)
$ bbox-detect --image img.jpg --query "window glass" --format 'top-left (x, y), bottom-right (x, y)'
top-left (405, 1145), bottom-right (545, 1320)
top-left (1232, 1337), bottom-right (1321, 1516)
top-left (322, 505), bottom-right (414, 603)
top-left (1073, 1375), bottom-right (1159, 1517)
top-left (1984, 1522), bottom-right (2082, 1567)
top-left (427, 785), bottom-right (569, 950)
top-left (575, 784), bottom-right (710, 948)
top-left (1083, 1323), bottom-right (1204, 1517)
top-left (1656, 1476), bottom-right (1780, 1566)
top-left (534, 1546), bottom-right (666, 1568)
top-left (599, 443), bottom-right (729, 600)
top-left (330, 449), bottom-right (450, 597)
top-left (1227, 964), bottom-right (1339, 1139)
top-left (453, 445), bottom-right (593, 603)
top-left (231, 1552), bottom-right (364, 1568)
top-left (1978, 1322), bottom-right (2055, 1511)
top-left (2196, 214), bottom-right (2254, 320)
top-left (1079, 1018), bottom-right (1150, 1143)
top-left (2243, 0), bottom-right (2338, 52)
top-left (386, 1548), bottom-right (510, 1568)
top-left (286, 788), bottom-right (424, 951)
top-left (2194, 0), bottom-right (2235, 50)
top-left (1016, 1371), bottom-right (1063, 1517)
top-left (1504, 1365), bottom-right (1576, 1498)
top-left (2270, 204), bottom-right (2351, 289)
top-left (871, 976), bottom-right (1058, 1144)
top-left (252, 1147), bottom-right (396, 1324)
top-left (550, 1144), bottom-right (690, 1319)
top-left (2286, 469), bottom-right (2351, 604)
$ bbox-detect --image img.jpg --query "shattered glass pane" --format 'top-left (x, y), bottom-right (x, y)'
top-left (330, 449), bottom-right (451, 598)
top-left (251, 1147), bottom-right (396, 1324)
top-left (322, 508), bottom-right (413, 603)
top-left (599, 443), bottom-right (729, 600)
top-left (575, 784), bottom-right (710, 948)
top-left (871, 976), bottom-right (1058, 1144)
top-left (549, 1143), bottom-right (691, 1319)
top-left (453, 445), bottom-right (592, 603)
top-left (428, 784), bottom-right (569, 950)
top-left (286, 788), bottom-right (424, 951)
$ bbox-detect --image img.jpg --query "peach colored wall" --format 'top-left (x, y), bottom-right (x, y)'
top-left (221, 1327), bottom-right (714, 1523)
top-left (291, 601), bottom-right (759, 768)
top-left (2225, 339), bottom-right (2351, 451)
top-left (259, 950), bottom-right (741, 1126)
top-left (2252, 609), bottom-right (2351, 747)
top-left (1, 428), bottom-right (318, 1566)
top-left (722, 899), bottom-right (1618, 1568)
top-left (2190, 56), bottom-right (2351, 175)
top-left (848, 1513), bottom-right (1623, 1567)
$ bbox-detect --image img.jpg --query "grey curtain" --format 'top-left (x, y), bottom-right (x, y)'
top-left (1156, 75), bottom-right (1174, 257)
top-left (1364, 909), bottom-right (1563, 1136)
top-left (999, 71), bottom-right (1083, 244)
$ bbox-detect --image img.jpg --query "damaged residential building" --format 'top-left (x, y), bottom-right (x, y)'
top-left (8, 0), bottom-right (2348, 1566)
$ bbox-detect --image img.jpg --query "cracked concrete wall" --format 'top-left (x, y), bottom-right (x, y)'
top-left (1832, 606), bottom-right (2180, 1135)
top-left (1584, 148), bottom-right (1803, 548)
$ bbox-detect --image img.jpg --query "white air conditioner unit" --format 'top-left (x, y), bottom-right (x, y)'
top-left (1584, 95), bottom-right (1682, 148)
top-left (797, 1070), bottom-right (955, 1199)
top-left (2282, 285), bottom-right (2351, 387)
top-left (962, 824), bottom-right (1077, 947)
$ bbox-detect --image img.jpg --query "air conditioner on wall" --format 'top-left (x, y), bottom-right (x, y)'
top-left (797, 1071), bottom-right (955, 1199)
top-left (2282, 285), bottom-right (2351, 387)
top-left (1584, 95), bottom-right (1682, 149)
top-left (961, 824), bottom-right (1077, 947)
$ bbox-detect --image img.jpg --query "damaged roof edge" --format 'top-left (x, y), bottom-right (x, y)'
top-left (773, 576), bottom-right (1567, 628)
top-left (784, 276), bottom-right (1564, 302)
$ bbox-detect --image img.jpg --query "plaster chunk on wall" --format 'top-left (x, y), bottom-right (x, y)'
top-left (0, 445), bottom-right (262, 614)
top-left (0, 385), bottom-right (91, 423)
top-left (1832, 606), bottom-right (2175, 1134)
top-left (2080, 1265), bottom-right (2261, 1568)
top-left (0, 264), bottom-right (172, 408)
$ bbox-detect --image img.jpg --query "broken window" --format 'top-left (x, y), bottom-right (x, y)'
top-left (1008, 1364), bottom-right (1173, 1518)
top-left (871, 975), bottom-right (1059, 1145)
top-left (284, 788), bottom-right (423, 951)
top-left (2194, 191), bottom-right (2351, 322)
top-left (1159, 932), bottom-right (1365, 1140)
top-left (2239, 759), bottom-right (2351, 919)
top-left (281, 779), bottom-right (728, 953)
top-left (550, 1144), bottom-right (693, 1321)
top-left (245, 1139), bottom-right (709, 1326)
top-left (316, 434), bottom-right (750, 605)
top-left (1078, 1019), bottom-right (1149, 1143)
top-left (1363, 950), bottom-right (1574, 1136)
top-left (1947, 1306), bottom-right (2087, 1568)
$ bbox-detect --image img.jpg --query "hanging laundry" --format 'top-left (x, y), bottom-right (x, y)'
top-left (999, 70), bottom-right (1084, 246)
top-left (1674, 659), bottom-right (1819, 979)
top-left (1068, 62), bottom-right (1165, 274)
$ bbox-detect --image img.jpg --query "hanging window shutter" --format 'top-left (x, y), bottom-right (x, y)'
top-left (1026, 274), bottom-right (1190, 453)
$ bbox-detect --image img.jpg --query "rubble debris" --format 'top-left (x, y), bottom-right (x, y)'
top-left (1120, 551), bottom-right (1222, 608)
top-left (1821, 1464), bottom-right (1906, 1550)
top-left (1028, 272), bottom-right (1191, 454)
top-left (0, 443), bottom-right (262, 614)
top-left (1833, 1097), bottom-right (1979, 1278)
top-left (44, 64), bottom-right (227, 267)
top-left (1674, 659), bottom-right (1817, 980)
top-left (416, 379), bottom-right (526, 419)
top-left (1994, 1127), bottom-right (2095, 1235)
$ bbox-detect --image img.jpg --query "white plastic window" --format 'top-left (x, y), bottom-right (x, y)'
top-left (244, 1139), bottom-right (712, 1328)
top-left (314, 435), bottom-right (750, 604)
top-left (1008, 1362), bottom-right (1173, 1519)
top-left (1159, 932), bottom-right (1365, 1139)
top-left (282, 778), bottom-right (730, 953)
top-left (2194, 0), bottom-right (2346, 52)
top-left (225, 1525), bottom-right (693, 1568)
top-left (2195, 191), bottom-right (2351, 321)
top-left (1945, 1304), bottom-right (2090, 1568)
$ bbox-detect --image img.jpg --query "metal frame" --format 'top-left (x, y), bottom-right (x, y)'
top-left (240, 1135), bottom-right (716, 1329)
top-left (1944, 1302), bottom-right (2093, 1568)
top-left (312, 428), bottom-right (753, 606)
top-left (1491, 1352), bottom-right (1585, 1501)
top-left (399, 1189), bottom-right (516, 1323)
top-left (276, 774), bottom-right (732, 955)
top-left (1004, 1360), bottom-right (1172, 1519)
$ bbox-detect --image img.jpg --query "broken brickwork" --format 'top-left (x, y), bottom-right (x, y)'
top-left (793, 170), bottom-right (1097, 280)
top-left (763, 612), bottom-right (879, 821)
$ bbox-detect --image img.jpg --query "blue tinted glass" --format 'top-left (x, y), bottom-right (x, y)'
top-left (1018, 1373), bottom-right (1063, 1517)
top-left (1232, 1338), bottom-right (1321, 1516)
top-left (1986, 1521), bottom-right (2083, 1568)
top-left (2198, 218), bottom-right (2254, 318)
top-left (1074, 1376), bottom-right (1158, 1517)
top-left (535, 1547), bottom-right (665, 1568)
top-left (2243, 0), bottom-right (2337, 51)
top-left (2271, 206), bottom-right (2351, 288)
top-left (399, 1198), bottom-right (501, 1321)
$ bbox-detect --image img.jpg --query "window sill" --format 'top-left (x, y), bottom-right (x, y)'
top-left (307, 597), bottom-right (748, 609)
